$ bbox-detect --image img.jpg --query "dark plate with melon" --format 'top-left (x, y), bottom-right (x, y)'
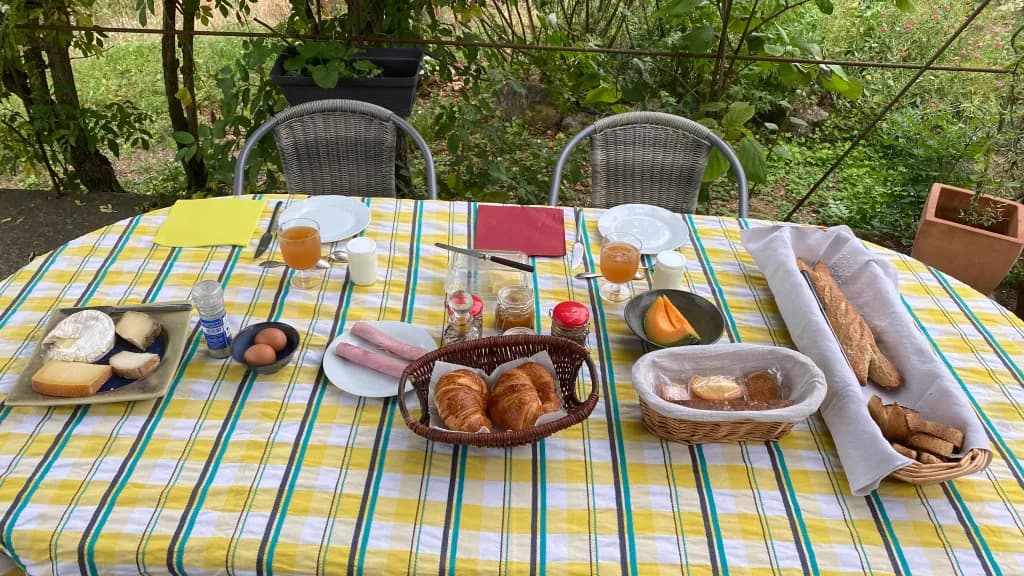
top-left (624, 290), bottom-right (725, 349)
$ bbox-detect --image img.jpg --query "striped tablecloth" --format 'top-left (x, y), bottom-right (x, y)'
top-left (1, 196), bottom-right (1022, 576)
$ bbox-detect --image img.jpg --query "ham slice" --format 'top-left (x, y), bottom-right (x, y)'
top-left (351, 322), bottom-right (429, 361)
top-left (335, 343), bottom-right (408, 378)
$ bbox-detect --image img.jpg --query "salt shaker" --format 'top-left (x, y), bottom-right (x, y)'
top-left (443, 290), bottom-right (482, 345)
top-left (191, 280), bottom-right (232, 358)
top-left (652, 251), bottom-right (686, 291)
top-left (346, 237), bottom-right (378, 286)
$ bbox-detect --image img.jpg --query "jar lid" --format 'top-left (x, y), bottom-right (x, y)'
top-left (502, 327), bottom-right (535, 336)
top-left (497, 284), bottom-right (533, 306)
top-left (656, 250), bottom-right (686, 270)
top-left (552, 301), bottom-right (590, 328)
top-left (447, 292), bottom-right (484, 317)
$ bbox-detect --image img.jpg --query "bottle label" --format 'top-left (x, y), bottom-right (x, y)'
top-left (200, 316), bottom-right (232, 350)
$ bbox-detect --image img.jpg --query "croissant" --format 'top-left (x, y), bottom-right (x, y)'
top-left (488, 362), bottom-right (561, 431)
top-left (435, 369), bottom-right (492, 432)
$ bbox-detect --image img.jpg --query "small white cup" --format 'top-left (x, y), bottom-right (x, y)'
top-left (346, 237), bottom-right (378, 286)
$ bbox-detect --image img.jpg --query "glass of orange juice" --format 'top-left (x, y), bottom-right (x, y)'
top-left (279, 218), bottom-right (322, 289)
top-left (600, 232), bottom-right (642, 302)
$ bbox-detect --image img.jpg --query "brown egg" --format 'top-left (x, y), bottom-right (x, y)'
top-left (254, 327), bottom-right (288, 352)
top-left (243, 343), bottom-right (277, 366)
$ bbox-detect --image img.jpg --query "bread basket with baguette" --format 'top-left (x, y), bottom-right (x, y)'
top-left (631, 344), bottom-right (827, 444)
top-left (397, 335), bottom-right (599, 447)
top-left (742, 224), bottom-right (992, 494)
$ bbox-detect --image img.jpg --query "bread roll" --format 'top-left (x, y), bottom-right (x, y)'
top-left (488, 362), bottom-right (560, 431)
top-left (744, 371), bottom-right (780, 401)
top-left (435, 369), bottom-right (492, 432)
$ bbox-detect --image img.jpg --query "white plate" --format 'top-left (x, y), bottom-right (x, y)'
top-left (322, 320), bottom-right (437, 398)
top-left (280, 196), bottom-right (370, 243)
top-left (597, 204), bottom-right (689, 254)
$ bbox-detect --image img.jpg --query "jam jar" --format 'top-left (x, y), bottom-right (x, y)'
top-left (494, 285), bottom-right (535, 332)
top-left (550, 301), bottom-right (590, 347)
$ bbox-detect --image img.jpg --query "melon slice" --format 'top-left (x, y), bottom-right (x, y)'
top-left (644, 295), bottom-right (700, 346)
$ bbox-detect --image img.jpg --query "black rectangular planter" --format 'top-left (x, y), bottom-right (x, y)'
top-left (270, 46), bottom-right (423, 117)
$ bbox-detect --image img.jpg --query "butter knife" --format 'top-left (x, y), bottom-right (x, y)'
top-left (254, 201), bottom-right (283, 259)
top-left (434, 243), bottom-right (535, 273)
top-left (59, 302), bottom-right (193, 315)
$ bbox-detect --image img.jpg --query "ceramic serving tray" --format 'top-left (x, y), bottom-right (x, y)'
top-left (5, 302), bottom-right (193, 407)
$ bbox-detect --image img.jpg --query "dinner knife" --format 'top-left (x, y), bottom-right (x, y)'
top-left (434, 243), bottom-right (535, 273)
top-left (254, 201), bottom-right (283, 259)
top-left (59, 302), bottom-right (193, 315)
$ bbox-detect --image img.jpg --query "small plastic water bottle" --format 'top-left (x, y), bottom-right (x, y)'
top-left (191, 280), bottom-right (233, 358)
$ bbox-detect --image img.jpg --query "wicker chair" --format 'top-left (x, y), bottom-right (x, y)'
top-left (232, 99), bottom-right (437, 199)
top-left (549, 111), bottom-right (748, 217)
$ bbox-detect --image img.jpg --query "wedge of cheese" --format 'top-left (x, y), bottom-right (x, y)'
top-left (116, 311), bottom-right (161, 350)
top-left (109, 351), bottom-right (160, 379)
top-left (32, 360), bottom-right (112, 397)
top-left (43, 310), bottom-right (115, 362)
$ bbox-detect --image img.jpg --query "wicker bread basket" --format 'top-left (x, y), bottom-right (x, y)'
top-left (397, 335), bottom-right (600, 447)
top-left (631, 344), bottom-right (827, 444)
top-left (889, 449), bottom-right (992, 485)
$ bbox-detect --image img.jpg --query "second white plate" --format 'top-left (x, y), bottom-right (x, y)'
top-left (280, 196), bottom-right (370, 243)
top-left (322, 320), bottom-right (437, 398)
top-left (598, 203), bottom-right (689, 254)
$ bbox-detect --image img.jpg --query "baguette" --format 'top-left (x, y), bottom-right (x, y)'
top-left (32, 360), bottom-right (112, 397)
top-left (906, 432), bottom-right (956, 459)
top-left (798, 259), bottom-right (873, 385)
top-left (799, 259), bottom-right (903, 389)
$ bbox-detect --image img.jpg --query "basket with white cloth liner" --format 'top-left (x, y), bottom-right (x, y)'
top-left (631, 344), bottom-right (828, 443)
top-left (741, 224), bottom-right (991, 495)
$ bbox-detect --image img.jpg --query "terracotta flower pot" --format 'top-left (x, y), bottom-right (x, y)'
top-left (911, 183), bottom-right (1024, 295)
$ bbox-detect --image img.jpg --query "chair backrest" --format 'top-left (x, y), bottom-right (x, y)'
top-left (233, 99), bottom-right (437, 199)
top-left (549, 111), bottom-right (748, 217)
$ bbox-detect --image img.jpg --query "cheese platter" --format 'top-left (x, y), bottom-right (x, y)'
top-left (5, 302), bottom-right (192, 406)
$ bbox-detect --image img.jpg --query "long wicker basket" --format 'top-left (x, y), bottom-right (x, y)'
top-left (638, 398), bottom-right (796, 443)
top-left (397, 335), bottom-right (600, 447)
top-left (889, 448), bottom-right (992, 485)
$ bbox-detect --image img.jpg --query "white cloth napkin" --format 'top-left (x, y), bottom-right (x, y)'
top-left (740, 225), bottom-right (988, 495)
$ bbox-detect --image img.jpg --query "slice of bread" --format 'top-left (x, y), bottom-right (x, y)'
top-left (906, 432), bottom-right (956, 459)
top-left (891, 443), bottom-right (917, 459)
top-left (32, 360), bottom-right (111, 397)
top-left (906, 412), bottom-right (964, 450)
top-left (116, 311), bottom-right (161, 350)
top-left (744, 370), bottom-right (781, 401)
top-left (109, 351), bottom-right (160, 379)
top-left (917, 451), bottom-right (944, 464)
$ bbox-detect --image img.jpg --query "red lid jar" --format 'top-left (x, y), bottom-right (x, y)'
top-left (550, 301), bottom-right (590, 346)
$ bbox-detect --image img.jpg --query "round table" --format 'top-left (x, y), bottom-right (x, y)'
top-left (0, 196), bottom-right (1022, 576)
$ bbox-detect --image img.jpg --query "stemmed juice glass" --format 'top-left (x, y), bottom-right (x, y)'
top-left (279, 217), bottom-right (322, 289)
top-left (600, 232), bottom-right (642, 302)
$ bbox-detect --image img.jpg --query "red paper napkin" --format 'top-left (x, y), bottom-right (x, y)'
top-left (474, 205), bottom-right (566, 257)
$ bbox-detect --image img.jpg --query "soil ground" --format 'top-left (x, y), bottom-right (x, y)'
top-left (0, 189), bottom-right (171, 280)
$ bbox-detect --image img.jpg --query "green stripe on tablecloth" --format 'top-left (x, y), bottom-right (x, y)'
top-left (528, 253), bottom-right (548, 575)
top-left (408, 199), bottom-right (457, 576)
top-left (915, 488), bottom-right (966, 575)
top-left (685, 215), bottom-right (739, 339)
top-left (86, 245), bottom-right (244, 576)
top-left (264, 197), bottom-right (375, 573)
top-left (662, 444), bottom-right (690, 569)
top-left (694, 444), bottom-right (728, 574)
top-left (0, 244), bottom-right (66, 329)
top-left (947, 483), bottom-right (1003, 576)
top-left (580, 217), bottom-right (638, 576)
top-left (870, 491), bottom-right (911, 575)
top-left (355, 199), bottom-right (423, 575)
top-left (447, 445), bottom-right (469, 576)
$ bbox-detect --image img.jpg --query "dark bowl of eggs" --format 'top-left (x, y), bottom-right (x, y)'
top-left (230, 322), bottom-right (300, 374)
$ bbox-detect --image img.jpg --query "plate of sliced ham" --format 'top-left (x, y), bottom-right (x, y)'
top-left (323, 320), bottom-right (437, 398)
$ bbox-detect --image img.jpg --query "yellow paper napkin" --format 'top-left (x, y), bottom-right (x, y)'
top-left (155, 198), bottom-right (266, 247)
